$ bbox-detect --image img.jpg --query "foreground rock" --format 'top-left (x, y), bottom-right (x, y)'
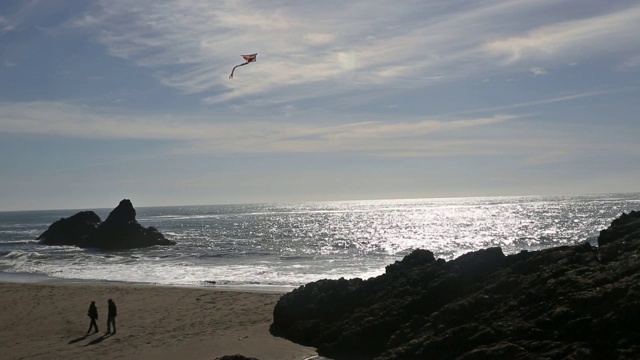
top-left (597, 210), bottom-right (640, 246)
top-left (38, 199), bottom-right (175, 250)
top-left (37, 211), bottom-right (101, 246)
top-left (271, 210), bottom-right (640, 359)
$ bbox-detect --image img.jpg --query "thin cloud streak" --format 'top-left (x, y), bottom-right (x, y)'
top-left (4, 100), bottom-right (634, 164)
top-left (442, 87), bottom-right (640, 117)
top-left (69, 1), bottom-right (640, 107)
top-left (485, 5), bottom-right (640, 64)
top-left (0, 101), bottom-right (515, 155)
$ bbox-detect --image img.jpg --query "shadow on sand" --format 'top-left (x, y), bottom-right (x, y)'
top-left (84, 333), bottom-right (113, 346)
top-left (68, 335), bottom-right (89, 344)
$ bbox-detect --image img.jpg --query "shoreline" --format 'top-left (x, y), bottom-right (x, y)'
top-left (0, 280), bottom-right (317, 360)
top-left (0, 271), bottom-right (299, 293)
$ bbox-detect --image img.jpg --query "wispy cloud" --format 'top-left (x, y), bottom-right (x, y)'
top-left (5, 99), bottom-right (635, 163)
top-left (443, 88), bottom-right (640, 117)
top-left (68, 1), bottom-right (640, 107)
top-left (0, 15), bottom-right (15, 34)
top-left (529, 67), bottom-right (547, 76)
top-left (619, 54), bottom-right (640, 70)
top-left (485, 4), bottom-right (640, 65)
top-left (0, 101), bottom-right (515, 156)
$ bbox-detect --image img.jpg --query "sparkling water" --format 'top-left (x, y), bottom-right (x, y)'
top-left (1, 193), bottom-right (638, 289)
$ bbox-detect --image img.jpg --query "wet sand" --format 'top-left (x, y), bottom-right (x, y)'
top-left (0, 282), bottom-right (317, 360)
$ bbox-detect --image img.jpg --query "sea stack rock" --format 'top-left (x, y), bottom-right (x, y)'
top-left (79, 199), bottom-right (175, 250)
top-left (37, 211), bottom-right (102, 246)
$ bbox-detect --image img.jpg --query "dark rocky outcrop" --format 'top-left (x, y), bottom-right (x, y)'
top-left (597, 210), bottom-right (640, 246)
top-left (79, 199), bottom-right (175, 250)
top-left (37, 211), bottom-right (102, 246)
top-left (271, 211), bottom-right (640, 359)
top-left (37, 199), bottom-right (175, 250)
top-left (214, 356), bottom-right (260, 360)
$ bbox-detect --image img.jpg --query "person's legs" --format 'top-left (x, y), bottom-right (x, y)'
top-left (107, 317), bottom-right (116, 334)
top-left (88, 318), bottom-right (98, 333)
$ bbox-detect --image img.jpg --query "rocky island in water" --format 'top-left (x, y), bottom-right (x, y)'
top-left (37, 199), bottom-right (175, 250)
top-left (270, 210), bottom-right (640, 359)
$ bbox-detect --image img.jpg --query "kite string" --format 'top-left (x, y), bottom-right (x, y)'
top-left (229, 61), bottom-right (250, 79)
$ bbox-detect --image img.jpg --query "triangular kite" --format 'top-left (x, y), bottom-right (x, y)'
top-left (229, 53), bottom-right (257, 79)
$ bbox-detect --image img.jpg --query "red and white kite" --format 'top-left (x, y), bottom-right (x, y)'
top-left (229, 53), bottom-right (257, 79)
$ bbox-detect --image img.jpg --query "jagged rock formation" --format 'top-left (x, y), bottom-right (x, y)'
top-left (37, 199), bottom-right (175, 250)
top-left (597, 210), bottom-right (640, 246)
top-left (79, 199), bottom-right (174, 250)
top-left (37, 211), bottom-right (102, 246)
top-left (270, 210), bottom-right (640, 359)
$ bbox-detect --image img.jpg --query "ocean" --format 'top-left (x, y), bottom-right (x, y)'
top-left (1, 193), bottom-right (639, 290)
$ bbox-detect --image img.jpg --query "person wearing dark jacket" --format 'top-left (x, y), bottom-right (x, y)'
top-left (106, 299), bottom-right (117, 334)
top-left (87, 301), bottom-right (98, 334)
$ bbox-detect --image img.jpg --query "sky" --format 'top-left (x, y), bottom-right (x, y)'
top-left (1, 0), bottom-right (639, 211)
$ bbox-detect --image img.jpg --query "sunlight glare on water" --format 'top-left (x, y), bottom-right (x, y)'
top-left (1, 194), bottom-right (638, 286)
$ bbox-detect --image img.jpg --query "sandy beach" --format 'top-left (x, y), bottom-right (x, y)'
top-left (0, 281), bottom-right (317, 360)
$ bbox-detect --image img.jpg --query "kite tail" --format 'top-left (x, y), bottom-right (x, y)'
top-left (229, 62), bottom-right (249, 79)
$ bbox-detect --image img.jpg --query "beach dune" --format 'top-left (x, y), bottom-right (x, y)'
top-left (0, 282), bottom-right (317, 360)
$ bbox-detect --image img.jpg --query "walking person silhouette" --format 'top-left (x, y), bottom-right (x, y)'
top-left (86, 301), bottom-right (99, 334)
top-left (106, 299), bottom-right (117, 334)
